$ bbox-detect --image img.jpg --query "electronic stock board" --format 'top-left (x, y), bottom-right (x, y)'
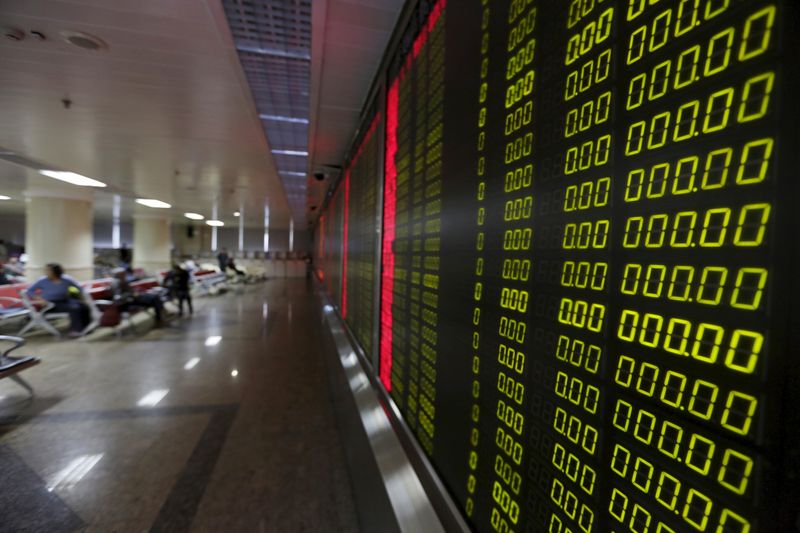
top-left (319, 0), bottom-right (800, 531)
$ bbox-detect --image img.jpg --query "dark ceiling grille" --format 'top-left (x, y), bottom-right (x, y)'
top-left (223, 0), bottom-right (312, 219)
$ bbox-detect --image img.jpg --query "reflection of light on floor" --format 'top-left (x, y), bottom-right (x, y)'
top-left (205, 336), bottom-right (222, 347)
top-left (231, 369), bottom-right (239, 377)
top-left (262, 302), bottom-right (269, 320)
top-left (48, 454), bottom-right (104, 492)
top-left (137, 389), bottom-right (169, 407)
top-left (184, 358), bottom-right (200, 370)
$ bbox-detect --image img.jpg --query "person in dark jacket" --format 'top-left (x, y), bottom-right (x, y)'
top-left (164, 264), bottom-right (192, 316)
top-left (217, 248), bottom-right (229, 273)
top-left (112, 269), bottom-right (164, 325)
top-left (119, 243), bottom-right (132, 268)
top-left (227, 256), bottom-right (245, 277)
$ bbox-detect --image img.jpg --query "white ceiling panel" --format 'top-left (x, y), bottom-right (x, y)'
top-left (0, 0), bottom-right (291, 230)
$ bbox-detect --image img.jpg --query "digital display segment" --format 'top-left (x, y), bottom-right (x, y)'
top-left (322, 185), bottom-right (344, 304)
top-left (380, 0), bottom-right (446, 456)
top-left (319, 0), bottom-right (799, 531)
top-left (343, 114), bottom-right (381, 357)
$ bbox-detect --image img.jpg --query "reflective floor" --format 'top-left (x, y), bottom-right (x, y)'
top-left (0, 279), bottom-right (359, 532)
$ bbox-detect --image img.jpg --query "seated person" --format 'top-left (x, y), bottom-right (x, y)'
top-left (182, 258), bottom-right (198, 274)
top-left (3, 257), bottom-right (24, 280)
top-left (227, 256), bottom-right (245, 276)
top-left (163, 264), bottom-right (192, 316)
top-left (25, 263), bottom-right (90, 338)
top-left (112, 269), bottom-right (165, 326)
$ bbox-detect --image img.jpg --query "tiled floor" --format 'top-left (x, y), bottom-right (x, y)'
top-left (0, 279), bottom-right (360, 532)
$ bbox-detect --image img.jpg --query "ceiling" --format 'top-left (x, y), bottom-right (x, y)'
top-left (222, 0), bottom-right (312, 220)
top-left (307, 0), bottom-right (403, 215)
top-left (0, 0), bottom-right (403, 231)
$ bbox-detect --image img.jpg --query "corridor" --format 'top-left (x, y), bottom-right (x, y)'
top-left (0, 280), bottom-right (359, 532)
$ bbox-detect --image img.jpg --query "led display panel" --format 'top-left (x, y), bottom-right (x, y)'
top-left (343, 113), bottom-right (382, 357)
top-left (372, 0), bottom-right (799, 532)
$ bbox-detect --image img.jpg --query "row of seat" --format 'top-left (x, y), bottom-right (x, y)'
top-left (0, 270), bottom-right (228, 338)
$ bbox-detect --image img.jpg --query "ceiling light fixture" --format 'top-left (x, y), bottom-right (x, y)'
top-left (280, 171), bottom-right (307, 177)
top-left (233, 212), bottom-right (240, 217)
top-left (60, 30), bottom-right (107, 51)
top-left (136, 198), bottom-right (171, 209)
top-left (259, 114), bottom-right (310, 124)
top-left (39, 170), bottom-right (106, 188)
top-left (184, 213), bottom-right (204, 220)
top-left (206, 220), bottom-right (224, 227)
top-left (0, 195), bottom-right (10, 200)
top-left (272, 149), bottom-right (308, 156)
top-left (235, 44), bottom-right (310, 60)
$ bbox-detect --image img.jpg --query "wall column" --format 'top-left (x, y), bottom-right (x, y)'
top-left (133, 215), bottom-right (171, 274)
top-left (25, 189), bottom-right (94, 281)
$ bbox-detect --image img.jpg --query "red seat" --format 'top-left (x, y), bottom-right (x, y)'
top-left (130, 279), bottom-right (160, 293)
top-left (0, 284), bottom-right (27, 307)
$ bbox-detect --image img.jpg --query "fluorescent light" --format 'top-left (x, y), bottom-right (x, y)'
top-left (39, 170), bottom-right (106, 188)
top-left (272, 149), bottom-right (308, 156)
top-left (184, 213), bottom-right (204, 220)
top-left (136, 198), bottom-right (171, 209)
top-left (48, 454), bottom-right (103, 492)
top-left (231, 370), bottom-right (239, 377)
top-left (184, 357), bottom-right (200, 370)
top-left (233, 211), bottom-right (240, 217)
top-left (235, 44), bottom-right (310, 60)
top-left (0, 195), bottom-right (10, 200)
top-left (280, 171), bottom-right (307, 177)
top-left (260, 114), bottom-right (309, 124)
top-left (205, 335), bottom-right (222, 346)
top-left (137, 389), bottom-right (169, 407)
top-left (206, 220), bottom-right (224, 227)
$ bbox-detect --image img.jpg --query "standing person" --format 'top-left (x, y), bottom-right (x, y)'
top-left (217, 248), bottom-right (229, 273)
top-left (164, 264), bottom-right (193, 316)
top-left (119, 243), bottom-right (132, 268)
top-left (25, 263), bottom-right (90, 338)
top-left (0, 240), bottom-right (8, 263)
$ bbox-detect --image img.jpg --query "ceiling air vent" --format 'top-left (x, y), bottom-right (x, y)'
top-left (60, 31), bottom-right (107, 51)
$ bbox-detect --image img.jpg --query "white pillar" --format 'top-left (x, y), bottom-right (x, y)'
top-left (133, 215), bottom-right (171, 274)
top-left (238, 208), bottom-right (244, 253)
top-left (25, 189), bottom-right (94, 281)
